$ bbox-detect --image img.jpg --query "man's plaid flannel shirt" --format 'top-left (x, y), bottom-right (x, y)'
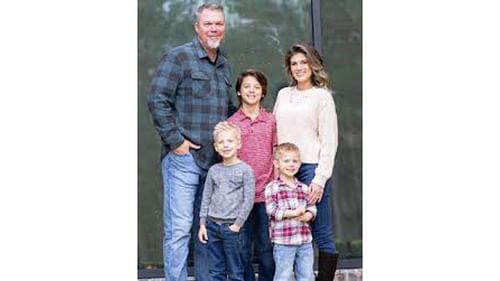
top-left (148, 37), bottom-right (236, 169)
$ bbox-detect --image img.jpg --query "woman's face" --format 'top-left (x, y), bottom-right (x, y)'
top-left (289, 53), bottom-right (312, 85)
top-left (238, 75), bottom-right (263, 107)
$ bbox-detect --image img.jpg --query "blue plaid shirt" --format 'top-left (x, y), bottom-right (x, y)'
top-left (148, 37), bottom-right (236, 169)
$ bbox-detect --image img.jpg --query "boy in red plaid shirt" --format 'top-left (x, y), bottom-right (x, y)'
top-left (265, 143), bottom-right (317, 281)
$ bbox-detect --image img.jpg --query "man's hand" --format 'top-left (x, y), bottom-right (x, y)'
top-left (228, 224), bottom-right (241, 233)
top-left (173, 139), bottom-right (201, 155)
top-left (198, 225), bottom-right (208, 244)
top-left (308, 182), bottom-right (324, 204)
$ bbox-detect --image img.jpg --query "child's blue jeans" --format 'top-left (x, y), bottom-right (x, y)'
top-left (206, 219), bottom-right (245, 281)
top-left (273, 242), bottom-right (314, 281)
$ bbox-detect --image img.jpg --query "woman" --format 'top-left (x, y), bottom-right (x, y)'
top-left (273, 43), bottom-right (339, 281)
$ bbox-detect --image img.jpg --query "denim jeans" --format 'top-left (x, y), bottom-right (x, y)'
top-left (162, 152), bottom-right (209, 281)
top-left (206, 220), bottom-right (245, 281)
top-left (296, 164), bottom-right (336, 254)
top-left (273, 243), bottom-right (314, 281)
top-left (243, 203), bottom-right (275, 281)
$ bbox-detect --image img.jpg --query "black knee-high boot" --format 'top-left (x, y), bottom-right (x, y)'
top-left (316, 251), bottom-right (339, 281)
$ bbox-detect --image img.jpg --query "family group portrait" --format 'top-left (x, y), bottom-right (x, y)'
top-left (5, 0), bottom-right (496, 280)
top-left (138, 1), bottom-right (362, 280)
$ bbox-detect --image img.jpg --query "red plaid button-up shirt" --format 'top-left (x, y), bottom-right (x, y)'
top-left (264, 178), bottom-right (317, 245)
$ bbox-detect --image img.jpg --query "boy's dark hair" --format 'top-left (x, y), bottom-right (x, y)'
top-left (235, 69), bottom-right (268, 107)
top-left (273, 142), bottom-right (300, 160)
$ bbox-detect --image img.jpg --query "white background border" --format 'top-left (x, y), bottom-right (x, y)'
top-left (2, 0), bottom-right (500, 280)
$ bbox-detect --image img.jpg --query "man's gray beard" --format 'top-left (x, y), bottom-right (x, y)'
top-left (206, 39), bottom-right (221, 49)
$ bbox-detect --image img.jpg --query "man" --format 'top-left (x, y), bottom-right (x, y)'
top-left (148, 2), bottom-right (236, 281)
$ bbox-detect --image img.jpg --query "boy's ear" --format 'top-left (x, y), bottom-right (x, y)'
top-left (272, 159), bottom-right (279, 168)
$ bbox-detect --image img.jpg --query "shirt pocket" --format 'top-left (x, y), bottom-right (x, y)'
top-left (228, 175), bottom-right (244, 199)
top-left (229, 177), bottom-right (243, 187)
top-left (229, 170), bottom-right (244, 184)
top-left (191, 71), bottom-right (211, 98)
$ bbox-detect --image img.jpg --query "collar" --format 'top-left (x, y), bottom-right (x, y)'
top-left (192, 37), bottom-right (208, 59)
top-left (192, 37), bottom-right (227, 68)
top-left (234, 107), bottom-right (269, 122)
top-left (277, 176), bottom-right (300, 188)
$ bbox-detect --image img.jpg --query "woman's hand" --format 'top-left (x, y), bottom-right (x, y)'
top-left (308, 182), bottom-right (324, 204)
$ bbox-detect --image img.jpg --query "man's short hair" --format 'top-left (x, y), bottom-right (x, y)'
top-left (213, 121), bottom-right (241, 141)
top-left (273, 142), bottom-right (300, 160)
top-left (194, 2), bottom-right (225, 23)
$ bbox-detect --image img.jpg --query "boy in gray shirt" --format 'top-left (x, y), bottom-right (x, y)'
top-left (198, 121), bottom-right (255, 281)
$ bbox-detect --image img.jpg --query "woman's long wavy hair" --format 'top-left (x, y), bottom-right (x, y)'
top-left (284, 43), bottom-right (331, 89)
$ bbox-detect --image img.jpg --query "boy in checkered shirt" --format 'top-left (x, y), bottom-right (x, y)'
top-left (264, 143), bottom-right (317, 281)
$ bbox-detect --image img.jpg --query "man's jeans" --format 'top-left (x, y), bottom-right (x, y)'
top-left (162, 152), bottom-right (209, 281)
top-left (273, 243), bottom-right (314, 281)
top-left (296, 164), bottom-right (336, 254)
top-left (206, 220), bottom-right (245, 281)
top-left (243, 203), bottom-right (275, 281)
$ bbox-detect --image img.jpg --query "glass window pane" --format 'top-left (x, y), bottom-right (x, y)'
top-left (138, 0), bottom-right (312, 268)
top-left (321, 0), bottom-right (363, 258)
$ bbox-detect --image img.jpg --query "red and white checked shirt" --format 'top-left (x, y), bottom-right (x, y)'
top-left (228, 108), bottom-right (276, 203)
top-left (264, 178), bottom-right (317, 245)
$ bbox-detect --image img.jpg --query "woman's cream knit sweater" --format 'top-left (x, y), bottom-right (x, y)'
top-left (273, 86), bottom-right (338, 187)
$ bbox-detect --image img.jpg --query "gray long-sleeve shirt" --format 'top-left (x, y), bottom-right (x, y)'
top-left (199, 161), bottom-right (255, 226)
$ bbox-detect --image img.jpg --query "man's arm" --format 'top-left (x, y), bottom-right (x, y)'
top-left (227, 97), bottom-right (238, 117)
top-left (148, 53), bottom-right (185, 150)
top-left (226, 79), bottom-right (238, 117)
